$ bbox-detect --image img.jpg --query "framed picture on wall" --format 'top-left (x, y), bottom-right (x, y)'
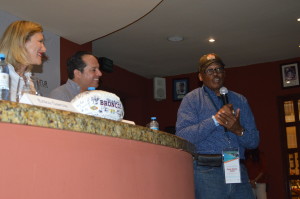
top-left (172, 78), bottom-right (189, 101)
top-left (280, 62), bottom-right (299, 88)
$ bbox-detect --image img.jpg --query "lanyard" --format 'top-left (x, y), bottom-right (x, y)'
top-left (203, 86), bottom-right (232, 144)
top-left (203, 86), bottom-right (222, 111)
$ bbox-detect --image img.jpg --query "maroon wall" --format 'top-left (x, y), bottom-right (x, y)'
top-left (60, 37), bottom-right (300, 198)
top-left (100, 66), bottom-right (150, 126)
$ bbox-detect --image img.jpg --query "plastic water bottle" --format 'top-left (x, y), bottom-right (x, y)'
top-left (0, 54), bottom-right (10, 101)
top-left (149, 117), bottom-right (159, 130)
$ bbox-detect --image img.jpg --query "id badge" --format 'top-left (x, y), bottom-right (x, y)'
top-left (222, 148), bottom-right (241, 184)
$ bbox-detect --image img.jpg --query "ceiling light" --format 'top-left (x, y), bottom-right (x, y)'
top-left (167, 36), bottom-right (184, 42)
top-left (209, 38), bottom-right (215, 43)
top-left (297, 18), bottom-right (300, 22)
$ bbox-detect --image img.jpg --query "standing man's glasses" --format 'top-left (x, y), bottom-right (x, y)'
top-left (204, 67), bottom-right (225, 75)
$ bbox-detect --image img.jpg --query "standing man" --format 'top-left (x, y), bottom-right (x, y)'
top-left (49, 51), bottom-right (102, 102)
top-left (176, 53), bottom-right (259, 199)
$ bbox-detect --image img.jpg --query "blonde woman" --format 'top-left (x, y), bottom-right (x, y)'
top-left (0, 20), bottom-right (47, 102)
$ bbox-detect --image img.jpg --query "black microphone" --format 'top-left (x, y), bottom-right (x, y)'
top-left (220, 87), bottom-right (229, 132)
top-left (219, 87), bottom-right (229, 105)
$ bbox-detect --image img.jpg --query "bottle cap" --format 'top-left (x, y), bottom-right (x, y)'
top-left (88, 87), bottom-right (96, 91)
top-left (151, 117), bottom-right (156, 120)
top-left (0, 53), bottom-right (5, 59)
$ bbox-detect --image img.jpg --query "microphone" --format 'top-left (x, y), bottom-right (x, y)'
top-left (220, 86), bottom-right (229, 132)
top-left (219, 86), bottom-right (229, 105)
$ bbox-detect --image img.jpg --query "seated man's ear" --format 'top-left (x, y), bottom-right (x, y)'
top-left (74, 69), bottom-right (82, 79)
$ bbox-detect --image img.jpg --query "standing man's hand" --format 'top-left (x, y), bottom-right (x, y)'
top-left (215, 104), bottom-right (244, 136)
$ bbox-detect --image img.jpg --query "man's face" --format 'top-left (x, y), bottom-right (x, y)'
top-left (198, 63), bottom-right (225, 94)
top-left (76, 54), bottom-right (102, 91)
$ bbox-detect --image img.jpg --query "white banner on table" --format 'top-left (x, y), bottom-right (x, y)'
top-left (19, 93), bottom-right (78, 113)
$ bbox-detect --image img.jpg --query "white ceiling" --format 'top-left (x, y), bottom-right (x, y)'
top-left (1, 0), bottom-right (300, 79)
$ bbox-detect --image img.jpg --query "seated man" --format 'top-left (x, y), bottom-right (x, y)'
top-left (49, 51), bottom-right (102, 102)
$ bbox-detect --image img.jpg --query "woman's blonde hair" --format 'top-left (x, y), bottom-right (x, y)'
top-left (0, 20), bottom-right (43, 72)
